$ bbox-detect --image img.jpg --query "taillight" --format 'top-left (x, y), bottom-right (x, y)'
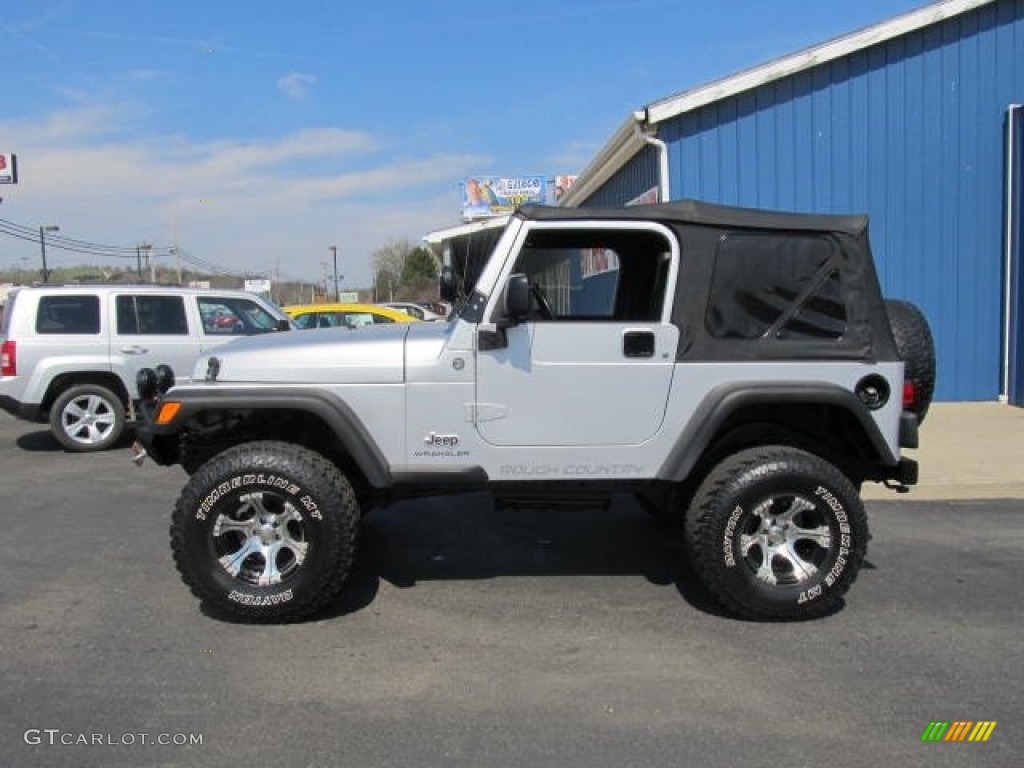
top-left (902, 380), bottom-right (916, 410)
top-left (1, 340), bottom-right (14, 376)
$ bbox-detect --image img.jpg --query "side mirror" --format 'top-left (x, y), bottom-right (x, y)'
top-left (478, 273), bottom-right (531, 351)
top-left (503, 273), bottom-right (530, 321)
top-left (439, 266), bottom-right (457, 302)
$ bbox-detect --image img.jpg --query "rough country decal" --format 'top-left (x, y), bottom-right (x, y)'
top-left (195, 474), bottom-right (304, 521)
top-left (498, 463), bottom-right (643, 477)
top-left (228, 589), bottom-right (294, 606)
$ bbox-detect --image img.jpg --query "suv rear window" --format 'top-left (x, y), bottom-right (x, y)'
top-left (36, 295), bottom-right (101, 334)
top-left (705, 233), bottom-right (847, 340)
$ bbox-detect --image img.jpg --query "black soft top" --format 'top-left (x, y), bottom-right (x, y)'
top-left (518, 200), bottom-right (868, 236)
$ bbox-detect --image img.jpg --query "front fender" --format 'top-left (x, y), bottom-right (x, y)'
top-left (138, 386), bottom-right (393, 488)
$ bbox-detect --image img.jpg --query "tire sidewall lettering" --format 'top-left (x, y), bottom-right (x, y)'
top-left (722, 504), bottom-right (744, 568)
top-left (227, 588), bottom-right (294, 606)
top-left (195, 473), bottom-right (306, 522)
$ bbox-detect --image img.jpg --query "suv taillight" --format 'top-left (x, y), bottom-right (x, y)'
top-left (1, 340), bottom-right (14, 376)
top-left (902, 380), bottom-right (916, 410)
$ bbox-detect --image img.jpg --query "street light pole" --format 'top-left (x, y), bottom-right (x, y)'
top-left (329, 245), bottom-right (339, 301)
top-left (39, 224), bottom-right (59, 283)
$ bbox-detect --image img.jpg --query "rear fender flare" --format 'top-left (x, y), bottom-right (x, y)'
top-left (656, 382), bottom-right (895, 483)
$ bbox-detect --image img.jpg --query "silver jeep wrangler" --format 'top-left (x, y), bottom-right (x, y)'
top-left (135, 201), bottom-right (933, 622)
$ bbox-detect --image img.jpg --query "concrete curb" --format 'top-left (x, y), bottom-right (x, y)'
top-left (862, 401), bottom-right (1024, 501)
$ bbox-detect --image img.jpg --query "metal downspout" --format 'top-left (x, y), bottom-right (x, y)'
top-left (1003, 105), bottom-right (1021, 403)
top-left (630, 114), bottom-right (671, 202)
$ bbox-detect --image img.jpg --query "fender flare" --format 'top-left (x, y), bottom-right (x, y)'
top-left (149, 387), bottom-right (393, 488)
top-left (655, 381), bottom-right (896, 483)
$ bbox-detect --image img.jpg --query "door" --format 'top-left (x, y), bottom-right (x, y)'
top-left (111, 294), bottom-right (201, 395)
top-left (474, 222), bottom-right (679, 446)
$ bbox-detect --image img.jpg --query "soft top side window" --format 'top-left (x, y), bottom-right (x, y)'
top-left (508, 228), bottom-right (672, 322)
top-left (705, 232), bottom-right (847, 341)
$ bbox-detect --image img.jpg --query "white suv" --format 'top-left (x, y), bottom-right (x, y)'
top-left (0, 284), bottom-right (291, 451)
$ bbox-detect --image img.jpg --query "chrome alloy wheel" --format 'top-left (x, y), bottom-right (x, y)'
top-left (738, 495), bottom-right (834, 587)
top-left (212, 492), bottom-right (309, 586)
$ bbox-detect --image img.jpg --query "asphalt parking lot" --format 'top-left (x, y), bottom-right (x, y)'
top-left (1, 412), bottom-right (1021, 768)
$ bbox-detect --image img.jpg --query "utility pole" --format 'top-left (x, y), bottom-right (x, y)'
top-left (39, 224), bottom-right (59, 283)
top-left (329, 245), bottom-right (339, 301)
top-left (174, 218), bottom-right (182, 284)
top-left (145, 243), bottom-right (155, 283)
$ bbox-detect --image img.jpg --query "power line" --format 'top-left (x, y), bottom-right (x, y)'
top-left (0, 216), bottom-right (256, 277)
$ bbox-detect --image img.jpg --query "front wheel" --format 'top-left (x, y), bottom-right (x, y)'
top-left (170, 441), bottom-right (359, 622)
top-left (684, 446), bottom-right (868, 621)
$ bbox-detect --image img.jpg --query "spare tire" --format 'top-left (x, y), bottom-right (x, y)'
top-left (884, 299), bottom-right (936, 423)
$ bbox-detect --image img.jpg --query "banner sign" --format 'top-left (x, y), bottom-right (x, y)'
top-left (554, 174), bottom-right (578, 202)
top-left (463, 176), bottom-right (546, 219)
top-left (580, 247), bottom-right (620, 279)
top-left (244, 278), bottom-right (272, 294)
top-left (0, 154), bottom-right (17, 184)
top-left (626, 186), bottom-right (659, 206)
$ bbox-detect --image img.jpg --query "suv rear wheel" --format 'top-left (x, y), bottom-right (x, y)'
top-left (684, 446), bottom-right (868, 621)
top-left (170, 441), bottom-right (359, 622)
top-left (50, 383), bottom-right (126, 452)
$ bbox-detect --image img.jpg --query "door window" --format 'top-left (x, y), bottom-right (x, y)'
top-left (116, 295), bottom-right (188, 335)
top-left (507, 228), bottom-right (672, 321)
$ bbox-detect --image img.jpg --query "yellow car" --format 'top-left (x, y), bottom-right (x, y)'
top-left (282, 302), bottom-right (419, 330)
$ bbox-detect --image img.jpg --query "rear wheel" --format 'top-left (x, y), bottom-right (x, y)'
top-left (49, 383), bottom-right (126, 452)
top-left (170, 441), bottom-right (359, 622)
top-left (684, 446), bottom-right (868, 621)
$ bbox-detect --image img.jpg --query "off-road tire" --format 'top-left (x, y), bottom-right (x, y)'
top-left (170, 441), bottom-right (359, 622)
top-left (49, 383), bottom-right (126, 452)
top-left (885, 299), bottom-right (936, 423)
top-left (684, 446), bottom-right (868, 621)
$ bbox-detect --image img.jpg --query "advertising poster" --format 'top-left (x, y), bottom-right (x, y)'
top-left (0, 153), bottom-right (17, 184)
top-left (554, 174), bottom-right (577, 202)
top-left (463, 176), bottom-right (546, 220)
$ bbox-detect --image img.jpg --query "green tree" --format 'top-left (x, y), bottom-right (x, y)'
top-left (400, 247), bottom-right (438, 285)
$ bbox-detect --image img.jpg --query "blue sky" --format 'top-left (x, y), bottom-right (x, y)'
top-left (1, 0), bottom-right (925, 288)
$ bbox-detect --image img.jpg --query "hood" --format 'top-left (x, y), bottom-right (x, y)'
top-left (193, 323), bottom-right (412, 384)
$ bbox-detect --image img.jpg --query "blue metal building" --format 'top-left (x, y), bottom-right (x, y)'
top-left (562, 0), bottom-right (1024, 404)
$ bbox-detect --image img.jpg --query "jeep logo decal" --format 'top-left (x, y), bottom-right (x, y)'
top-left (424, 432), bottom-right (459, 448)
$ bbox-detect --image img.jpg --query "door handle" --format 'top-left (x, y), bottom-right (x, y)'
top-left (120, 345), bottom-right (149, 355)
top-left (623, 330), bottom-right (655, 358)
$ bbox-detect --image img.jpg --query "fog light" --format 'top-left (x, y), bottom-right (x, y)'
top-left (136, 368), bottom-right (158, 399)
top-left (155, 364), bottom-right (175, 394)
